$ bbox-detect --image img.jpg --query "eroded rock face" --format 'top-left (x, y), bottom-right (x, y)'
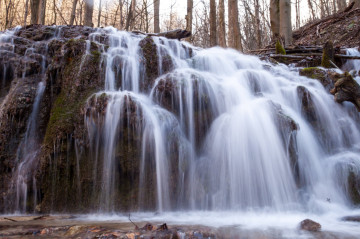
top-left (330, 72), bottom-right (360, 111)
top-left (139, 36), bottom-right (174, 92)
top-left (271, 102), bottom-right (300, 186)
top-left (0, 25), bottom-right (106, 213)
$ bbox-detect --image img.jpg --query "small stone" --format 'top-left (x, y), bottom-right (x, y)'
top-left (300, 219), bottom-right (321, 232)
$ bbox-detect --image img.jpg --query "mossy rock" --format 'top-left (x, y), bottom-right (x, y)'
top-left (299, 67), bottom-right (334, 90)
top-left (348, 171), bottom-right (360, 205)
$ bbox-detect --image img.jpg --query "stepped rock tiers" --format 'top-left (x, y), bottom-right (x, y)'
top-left (0, 25), bottom-right (360, 237)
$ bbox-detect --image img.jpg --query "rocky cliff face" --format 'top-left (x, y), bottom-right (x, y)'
top-left (0, 25), bottom-right (192, 213)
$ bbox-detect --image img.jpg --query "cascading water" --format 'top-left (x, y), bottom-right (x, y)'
top-left (1, 26), bottom-right (360, 236)
top-left (83, 27), bottom-right (360, 214)
top-left (12, 81), bottom-right (45, 213)
top-left (344, 48), bottom-right (360, 83)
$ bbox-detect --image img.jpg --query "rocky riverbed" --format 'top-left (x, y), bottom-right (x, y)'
top-left (1, 214), bottom-right (360, 239)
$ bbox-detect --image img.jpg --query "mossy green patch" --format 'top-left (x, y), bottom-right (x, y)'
top-left (276, 40), bottom-right (286, 55)
top-left (321, 41), bottom-right (334, 68)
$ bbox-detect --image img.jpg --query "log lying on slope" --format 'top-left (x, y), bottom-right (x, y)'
top-left (132, 29), bottom-right (191, 40)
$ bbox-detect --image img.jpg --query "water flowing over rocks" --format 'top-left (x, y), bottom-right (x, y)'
top-left (0, 25), bottom-right (360, 238)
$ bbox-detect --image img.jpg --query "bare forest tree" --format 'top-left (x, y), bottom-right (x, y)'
top-left (84, 0), bottom-right (94, 26)
top-left (270, 0), bottom-right (280, 39)
top-left (153, 0), bottom-right (159, 33)
top-left (218, 0), bottom-right (226, 47)
top-left (228, 0), bottom-right (243, 51)
top-left (209, 0), bottom-right (216, 46)
top-left (186, 0), bottom-right (193, 42)
top-left (279, 0), bottom-right (292, 46)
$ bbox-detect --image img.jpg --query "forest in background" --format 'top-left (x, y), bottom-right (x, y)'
top-left (0, 0), bottom-right (359, 51)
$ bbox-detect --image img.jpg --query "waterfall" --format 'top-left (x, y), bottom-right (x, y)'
top-left (13, 81), bottom-right (46, 213)
top-left (343, 48), bottom-right (360, 84)
top-left (84, 27), bottom-right (360, 213)
top-left (1, 26), bottom-right (360, 218)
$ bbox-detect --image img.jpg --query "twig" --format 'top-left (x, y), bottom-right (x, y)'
top-left (329, 60), bottom-right (340, 69)
top-left (4, 217), bottom-right (17, 222)
top-left (128, 213), bottom-right (139, 229)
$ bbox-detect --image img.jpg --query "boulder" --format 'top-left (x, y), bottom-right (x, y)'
top-left (330, 72), bottom-right (360, 111)
top-left (299, 67), bottom-right (334, 90)
top-left (300, 219), bottom-right (321, 232)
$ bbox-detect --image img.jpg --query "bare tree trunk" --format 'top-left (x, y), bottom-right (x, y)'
top-left (228, 0), bottom-right (243, 51)
top-left (125, 0), bottom-right (133, 30)
top-left (84, 0), bottom-right (94, 26)
top-left (279, 0), bottom-right (292, 46)
top-left (210, 0), bottom-right (217, 46)
top-left (185, 0), bottom-right (193, 42)
top-left (218, 0), bottom-right (226, 47)
top-left (295, 0), bottom-right (300, 29)
top-left (144, 0), bottom-right (149, 32)
top-left (154, 0), bottom-right (160, 33)
top-left (69, 0), bottom-right (78, 25)
top-left (24, 0), bottom-right (30, 26)
top-left (53, 0), bottom-right (57, 24)
top-left (255, 0), bottom-right (262, 48)
top-left (320, 0), bottom-right (326, 18)
top-left (119, 0), bottom-right (123, 29)
top-left (307, 0), bottom-right (315, 20)
top-left (97, 0), bottom-right (102, 27)
top-left (332, 0), bottom-right (337, 13)
top-left (30, 0), bottom-right (40, 24)
top-left (39, 0), bottom-right (46, 24)
top-left (270, 0), bottom-right (280, 39)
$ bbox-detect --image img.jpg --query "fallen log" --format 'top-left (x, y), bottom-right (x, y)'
top-left (132, 29), bottom-right (191, 40)
top-left (269, 53), bottom-right (360, 60)
top-left (269, 54), bottom-right (311, 59)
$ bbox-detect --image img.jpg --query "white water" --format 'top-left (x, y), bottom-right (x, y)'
top-left (84, 27), bottom-right (360, 216)
top-left (344, 48), bottom-right (360, 84)
top-left (13, 81), bottom-right (45, 213)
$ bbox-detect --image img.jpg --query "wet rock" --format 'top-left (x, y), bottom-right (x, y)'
top-left (348, 171), bottom-right (360, 205)
top-left (299, 67), bottom-right (334, 90)
top-left (139, 36), bottom-right (159, 91)
top-left (330, 72), bottom-right (360, 111)
top-left (16, 25), bottom-right (56, 41)
top-left (139, 36), bottom-right (174, 92)
top-left (65, 225), bottom-right (86, 236)
top-left (297, 86), bottom-right (317, 123)
top-left (300, 219), bottom-right (321, 232)
top-left (342, 216), bottom-right (360, 222)
top-left (271, 102), bottom-right (300, 186)
top-left (152, 72), bottom-right (215, 150)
